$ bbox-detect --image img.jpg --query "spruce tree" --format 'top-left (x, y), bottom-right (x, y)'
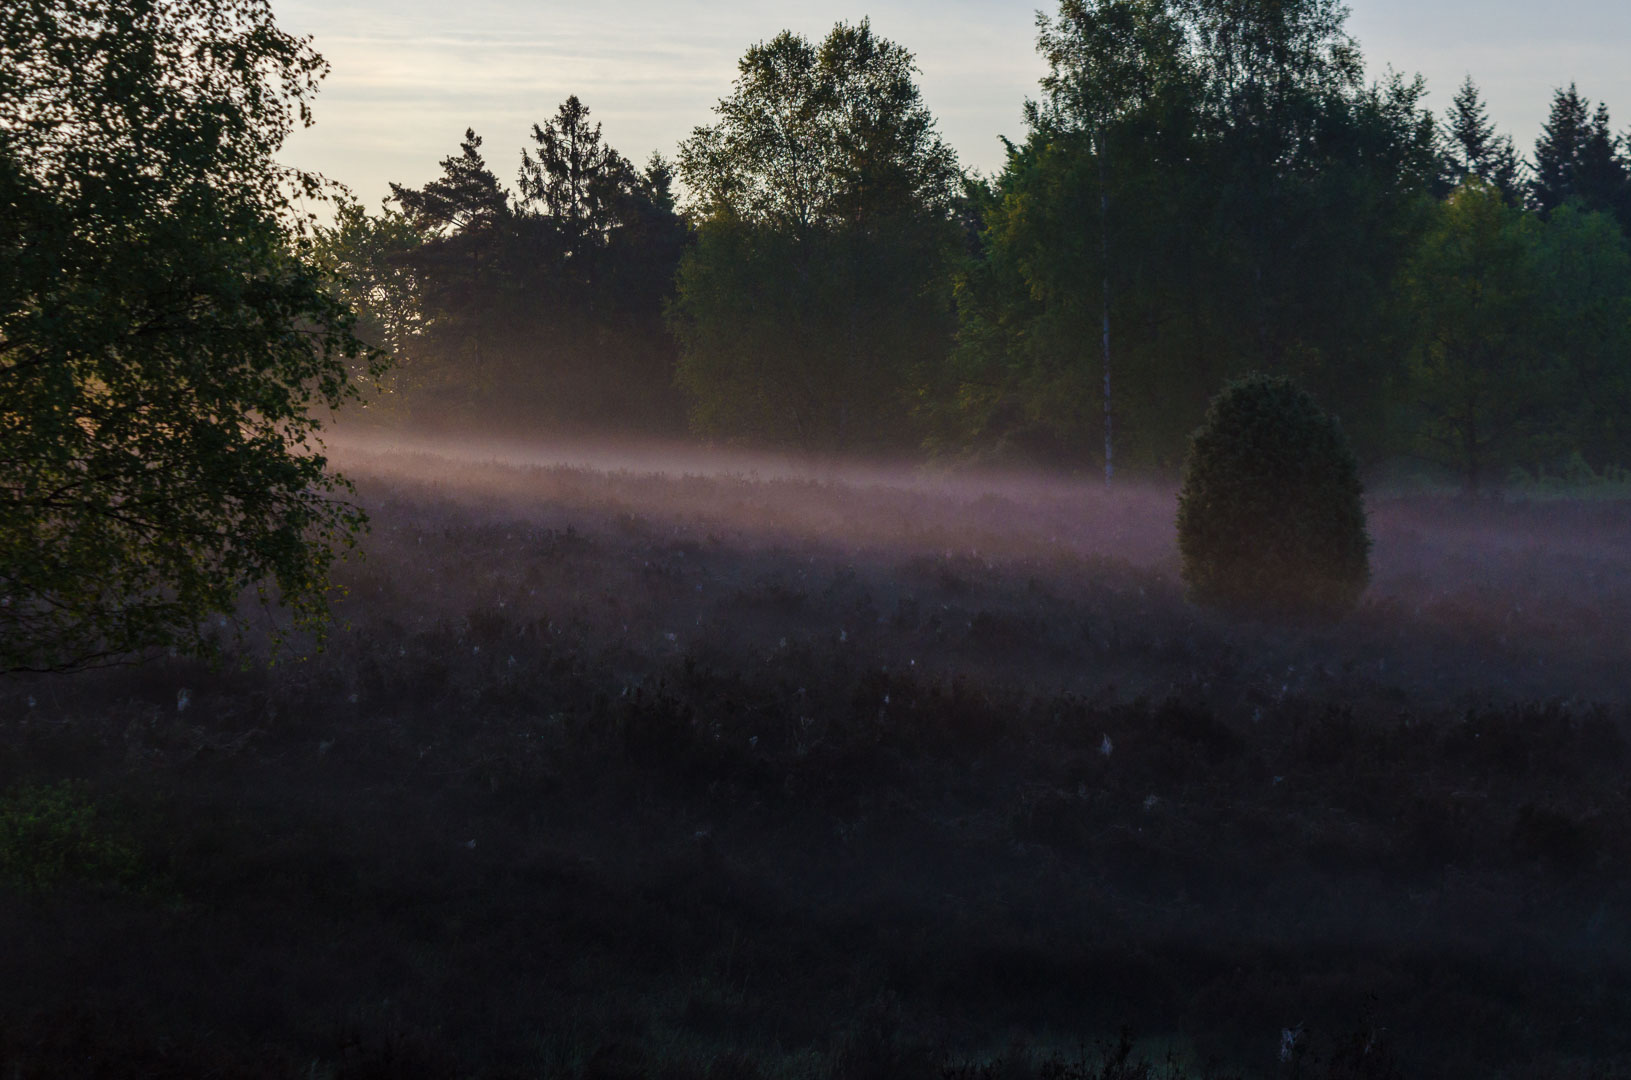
top-left (518, 96), bottom-right (633, 254)
top-left (387, 131), bottom-right (518, 385)
top-left (1531, 85), bottom-right (1590, 213)
top-left (1443, 77), bottom-right (1522, 203)
top-left (1576, 102), bottom-right (1629, 220)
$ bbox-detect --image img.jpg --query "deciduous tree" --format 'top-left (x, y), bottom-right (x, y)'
top-left (0, 0), bottom-right (382, 673)
top-left (943, 0), bottom-right (1436, 472)
top-left (671, 21), bottom-right (961, 451)
top-left (1401, 179), bottom-right (1547, 492)
top-left (1528, 204), bottom-right (1631, 466)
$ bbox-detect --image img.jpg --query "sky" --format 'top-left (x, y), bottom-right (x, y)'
top-left (275, 0), bottom-right (1631, 208)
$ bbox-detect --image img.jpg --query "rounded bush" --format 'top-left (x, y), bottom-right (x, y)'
top-left (1177, 374), bottom-right (1371, 619)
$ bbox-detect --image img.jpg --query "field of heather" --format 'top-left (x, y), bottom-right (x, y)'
top-left (4, 439), bottom-right (1630, 1078)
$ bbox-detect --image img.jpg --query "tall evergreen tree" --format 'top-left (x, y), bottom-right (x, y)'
top-left (390, 129), bottom-right (511, 235)
top-left (373, 107), bottom-right (687, 434)
top-left (1576, 102), bottom-right (1629, 220)
top-left (1531, 84), bottom-right (1591, 214)
top-left (1531, 88), bottom-right (1629, 227)
top-left (387, 130), bottom-right (522, 408)
top-left (1442, 76), bottom-right (1521, 202)
top-left (518, 96), bottom-right (633, 255)
top-left (514, 98), bottom-right (688, 431)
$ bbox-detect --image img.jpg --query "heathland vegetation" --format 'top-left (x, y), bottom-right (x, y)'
top-left (7, 450), bottom-right (1631, 1076)
top-left (6, 0), bottom-right (1631, 1076)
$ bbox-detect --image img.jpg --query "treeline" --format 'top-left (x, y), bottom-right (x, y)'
top-left (317, 100), bottom-right (688, 435)
top-left (321, 0), bottom-right (1631, 489)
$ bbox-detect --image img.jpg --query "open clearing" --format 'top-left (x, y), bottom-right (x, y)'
top-left (3, 439), bottom-right (1630, 1078)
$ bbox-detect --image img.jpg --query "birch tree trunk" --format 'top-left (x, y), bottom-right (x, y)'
top-left (1098, 125), bottom-right (1113, 485)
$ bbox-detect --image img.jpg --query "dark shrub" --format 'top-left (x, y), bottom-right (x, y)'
top-left (0, 781), bottom-right (143, 893)
top-left (1177, 374), bottom-right (1370, 619)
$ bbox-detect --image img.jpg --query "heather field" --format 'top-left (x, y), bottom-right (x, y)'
top-left (4, 439), bottom-right (1631, 1078)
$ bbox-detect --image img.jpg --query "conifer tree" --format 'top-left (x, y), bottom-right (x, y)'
top-left (1576, 102), bottom-right (1629, 221)
top-left (371, 106), bottom-right (687, 433)
top-left (518, 96), bottom-right (633, 254)
top-left (1531, 85), bottom-right (1591, 214)
top-left (387, 131), bottom-right (518, 389)
top-left (1442, 77), bottom-right (1521, 203)
top-left (390, 129), bottom-right (512, 235)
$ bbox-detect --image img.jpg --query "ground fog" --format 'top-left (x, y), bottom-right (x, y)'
top-left (3, 435), bottom-right (1630, 1079)
top-left (328, 431), bottom-right (1631, 709)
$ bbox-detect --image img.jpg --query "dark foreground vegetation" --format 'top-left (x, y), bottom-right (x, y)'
top-left (4, 448), bottom-right (1631, 1078)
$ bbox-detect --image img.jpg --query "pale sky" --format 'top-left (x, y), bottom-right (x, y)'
top-left (276, 0), bottom-right (1631, 207)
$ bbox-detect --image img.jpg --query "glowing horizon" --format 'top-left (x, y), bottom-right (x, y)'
top-left (276, 0), bottom-right (1631, 208)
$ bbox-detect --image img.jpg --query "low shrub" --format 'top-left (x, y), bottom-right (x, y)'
top-left (0, 780), bottom-right (143, 893)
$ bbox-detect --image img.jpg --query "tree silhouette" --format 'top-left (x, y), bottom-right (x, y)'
top-left (1443, 77), bottom-right (1522, 202)
top-left (390, 129), bottom-right (512, 235)
top-left (519, 96), bottom-right (634, 254)
top-left (1576, 102), bottom-right (1629, 221)
top-left (1, 0), bottom-right (382, 673)
top-left (1531, 85), bottom-right (1590, 214)
top-left (671, 21), bottom-right (960, 450)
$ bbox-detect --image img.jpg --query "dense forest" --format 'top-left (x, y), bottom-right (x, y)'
top-left (320, 0), bottom-right (1631, 492)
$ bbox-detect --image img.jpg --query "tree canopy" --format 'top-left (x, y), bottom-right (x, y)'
top-left (941, 0), bottom-right (1438, 471)
top-left (1442, 78), bottom-right (1522, 203)
top-left (304, 0), bottom-right (1631, 489)
top-left (0, 0), bottom-right (382, 673)
top-left (11, 0), bottom-right (1631, 684)
top-left (371, 106), bottom-right (688, 434)
top-left (669, 20), bottom-right (962, 451)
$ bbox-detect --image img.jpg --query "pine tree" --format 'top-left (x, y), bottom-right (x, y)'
top-left (1442, 77), bottom-right (1522, 202)
top-left (390, 129), bottom-right (511, 234)
top-left (1486, 138), bottom-right (1523, 207)
top-left (387, 131), bottom-right (518, 383)
top-left (1531, 85), bottom-right (1590, 213)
